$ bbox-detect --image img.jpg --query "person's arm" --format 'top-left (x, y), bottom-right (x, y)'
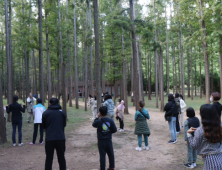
top-left (33, 97), bottom-right (36, 101)
top-left (135, 112), bottom-right (138, 121)
top-left (184, 120), bottom-right (189, 141)
top-left (27, 97), bottom-right (30, 102)
top-left (165, 103), bottom-right (174, 117)
top-left (187, 127), bottom-right (203, 150)
top-left (6, 105), bottom-right (11, 114)
top-left (92, 118), bottom-right (100, 128)
top-left (146, 111), bottom-right (150, 120)
top-left (20, 104), bottom-right (26, 113)
top-left (110, 120), bottom-right (117, 133)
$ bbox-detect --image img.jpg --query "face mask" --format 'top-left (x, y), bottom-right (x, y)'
top-left (210, 97), bottom-right (213, 102)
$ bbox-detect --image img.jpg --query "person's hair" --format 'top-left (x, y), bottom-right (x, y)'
top-left (179, 94), bottom-right (184, 100)
top-left (175, 93), bottom-right (179, 98)
top-left (13, 95), bottom-right (18, 102)
top-left (49, 98), bottom-right (59, 105)
top-left (200, 104), bottom-right (222, 143)
top-left (99, 106), bottom-right (108, 116)
top-left (186, 107), bottom-right (195, 118)
top-left (118, 99), bottom-right (121, 102)
top-left (37, 98), bottom-right (42, 104)
top-left (104, 94), bottom-right (112, 101)
top-left (89, 94), bottom-right (92, 98)
top-left (168, 94), bottom-right (174, 101)
top-left (94, 96), bottom-right (97, 100)
top-left (211, 92), bottom-right (221, 101)
top-left (138, 101), bottom-right (145, 112)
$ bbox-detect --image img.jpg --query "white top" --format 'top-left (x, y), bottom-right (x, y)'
top-left (3, 106), bottom-right (6, 117)
top-left (33, 104), bottom-right (45, 123)
top-left (180, 99), bottom-right (187, 112)
top-left (27, 97), bottom-right (36, 102)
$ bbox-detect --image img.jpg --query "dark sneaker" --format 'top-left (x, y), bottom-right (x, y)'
top-left (184, 163), bottom-right (194, 169)
top-left (167, 140), bottom-right (174, 144)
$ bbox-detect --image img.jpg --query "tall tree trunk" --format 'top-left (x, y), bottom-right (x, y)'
top-left (5, 0), bottom-right (12, 121)
top-left (220, 37), bottom-right (222, 95)
top-left (73, 0), bottom-right (79, 109)
top-left (129, 0), bottom-right (139, 110)
top-left (199, 0), bottom-right (210, 103)
top-left (45, 0), bottom-right (52, 104)
top-left (148, 53), bottom-right (152, 100)
top-left (211, 59), bottom-right (213, 92)
top-left (191, 46), bottom-right (194, 100)
top-left (84, 11), bottom-right (88, 111)
top-left (200, 60), bottom-right (202, 98)
top-left (153, 0), bottom-right (158, 108)
top-left (195, 61), bottom-right (197, 96)
top-left (93, 0), bottom-right (101, 111)
top-left (186, 26), bottom-right (190, 97)
top-left (33, 50), bottom-right (37, 96)
top-left (38, 0), bottom-right (44, 103)
top-left (62, 63), bottom-right (67, 119)
top-left (0, 69), bottom-right (6, 143)
top-left (165, 5), bottom-right (169, 95)
top-left (159, 47), bottom-right (164, 111)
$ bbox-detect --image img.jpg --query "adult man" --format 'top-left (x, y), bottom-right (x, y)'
top-left (27, 93), bottom-right (36, 123)
top-left (42, 98), bottom-right (66, 170)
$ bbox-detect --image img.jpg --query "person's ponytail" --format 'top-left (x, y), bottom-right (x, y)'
top-left (138, 101), bottom-right (145, 112)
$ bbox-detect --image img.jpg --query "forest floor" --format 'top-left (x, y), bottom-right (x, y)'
top-left (0, 99), bottom-right (204, 170)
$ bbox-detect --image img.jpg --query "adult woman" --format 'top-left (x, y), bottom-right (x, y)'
top-left (179, 94), bottom-right (186, 128)
top-left (88, 95), bottom-right (95, 119)
top-left (164, 94), bottom-right (178, 144)
top-left (211, 92), bottom-right (222, 118)
top-left (116, 99), bottom-right (125, 132)
top-left (134, 101), bottom-right (150, 151)
top-left (6, 95), bottom-right (26, 147)
top-left (103, 94), bottom-right (115, 121)
top-left (187, 104), bottom-right (222, 170)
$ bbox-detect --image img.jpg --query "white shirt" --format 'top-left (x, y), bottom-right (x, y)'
top-left (33, 104), bottom-right (45, 124)
top-left (27, 97), bottom-right (36, 103)
top-left (180, 99), bottom-right (187, 112)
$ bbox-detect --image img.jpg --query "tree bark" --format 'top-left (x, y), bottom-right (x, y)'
top-left (0, 69), bottom-right (6, 143)
top-left (93, 0), bottom-right (101, 111)
top-left (62, 63), bottom-right (67, 119)
top-left (84, 11), bottom-right (88, 111)
top-left (165, 5), bottom-right (169, 95)
top-left (159, 47), bottom-right (164, 111)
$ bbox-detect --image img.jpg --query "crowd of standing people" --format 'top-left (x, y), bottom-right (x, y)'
top-left (2, 90), bottom-right (222, 170)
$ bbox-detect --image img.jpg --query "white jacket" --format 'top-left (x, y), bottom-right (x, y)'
top-left (33, 104), bottom-right (45, 124)
top-left (180, 99), bottom-right (187, 113)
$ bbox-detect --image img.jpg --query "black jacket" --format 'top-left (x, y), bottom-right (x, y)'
top-left (6, 102), bottom-right (26, 122)
top-left (164, 100), bottom-right (178, 117)
top-left (42, 104), bottom-right (66, 141)
top-left (212, 102), bottom-right (222, 118)
top-left (92, 117), bottom-right (117, 140)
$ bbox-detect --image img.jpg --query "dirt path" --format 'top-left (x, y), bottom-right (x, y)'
top-left (0, 102), bottom-right (203, 170)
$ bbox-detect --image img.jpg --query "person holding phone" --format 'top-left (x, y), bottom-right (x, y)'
top-left (6, 95), bottom-right (26, 147)
top-left (27, 93), bottom-right (36, 123)
top-left (187, 104), bottom-right (222, 170)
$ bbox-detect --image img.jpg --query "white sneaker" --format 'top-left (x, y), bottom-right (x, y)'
top-left (119, 129), bottom-right (124, 132)
top-left (13, 143), bottom-right (16, 147)
top-left (192, 162), bottom-right (196, 167)
top-left (143, 146), bottom-right (149, 150)
top-left (18, 143), bottom-right (23, 147)
top-left (135, 147), bottom-right (142, 151)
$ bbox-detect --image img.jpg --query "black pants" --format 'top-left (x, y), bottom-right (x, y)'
top-left (119, 118), bottom-right (124, 129)
top-left (45, 140), bottom-right (66, 170)
top-left (176, 114), bottom-right (180, 132)
top-left (98, 139), bottom-right (115, 170)
top-left (32, 123), bottom-right (43, 144)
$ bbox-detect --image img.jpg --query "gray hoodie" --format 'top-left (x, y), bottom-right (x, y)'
top-left (103, 99), bottom-right (115, 114)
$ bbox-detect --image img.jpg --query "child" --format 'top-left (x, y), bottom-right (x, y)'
top-left (92, 96), bottom-right (97, 119)
top-left (30, 98), bottom-right (45, 145)
top-left (116, 99), bottom-right (125, 132)
top-left (184, 107), bottom-right (200, 169)
top-left (92, 106), bottom-right (117, 170)
top-left (134, 101), bottom-right (150, 151)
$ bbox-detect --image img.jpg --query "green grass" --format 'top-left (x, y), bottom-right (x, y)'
top-left (1, 99), bottom-right (90, 148)
top-left (127, 95), bottom-right (207, 111)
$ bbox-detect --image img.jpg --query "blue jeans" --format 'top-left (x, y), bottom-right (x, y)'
top-left (168, 117), bottom-right (177, 141)
top-left (137, 134), bottom-right (148, 147)
top-left (12, 119), bottom-right (22, 144)
top-left (187, 143), bottom-right (197, 163)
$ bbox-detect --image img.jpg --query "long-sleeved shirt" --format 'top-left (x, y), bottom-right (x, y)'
top-left (103, 99), bottom-right (115, 114)
top-left (184, 118), bottom-right (200, 141)
top-left (188, 126), bottom-right (222, 156)
top-left (135, 108), bottom-right (150, 121)
top-left (33, 104), bottom-right (45, 124)
top-left (180, 99), bottom-right (187, 113)
top-left (6, 102), bottom-right (26, 122)
top-left (92, 117), bottom-right (117, 140)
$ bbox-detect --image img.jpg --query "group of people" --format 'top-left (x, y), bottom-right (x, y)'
top-left (3, 90), bottom-right (222, 170)
top-left (164, 92), bottom-right (222, 169)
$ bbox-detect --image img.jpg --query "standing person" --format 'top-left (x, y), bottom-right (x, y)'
top-left (174, 93), bottom-right (181, 133)
top-left (184, 107), bottom-right (200, 169)
top-left (179, 94), bottom-right (186, 128)
top-left (134, 101), bottom-right (150, 151)
top-left (187, 104), bottom-right (222, 170)
top-left (92, 106), bottom-right (117, 170)
top-left (116, 99), bottom-right (125, 132)
top-left (27, 93), bottom-right (36, 123)
top-left (88, 95), bottom-right (94, 119)
top-left (6, 95), bottom-right (26, 147)
top-left (164, 94), bottom-right (178, 144)
top-left (210, 92), bottom-right (222, 118)
top-left (103, 94), bottom-right (115, 121)
top-left (92, 96), bottom-right (98, 119)
top-left (30, 98), bottom-right (45, 145)
top-left (42, 98), bottom-right (66, 170)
